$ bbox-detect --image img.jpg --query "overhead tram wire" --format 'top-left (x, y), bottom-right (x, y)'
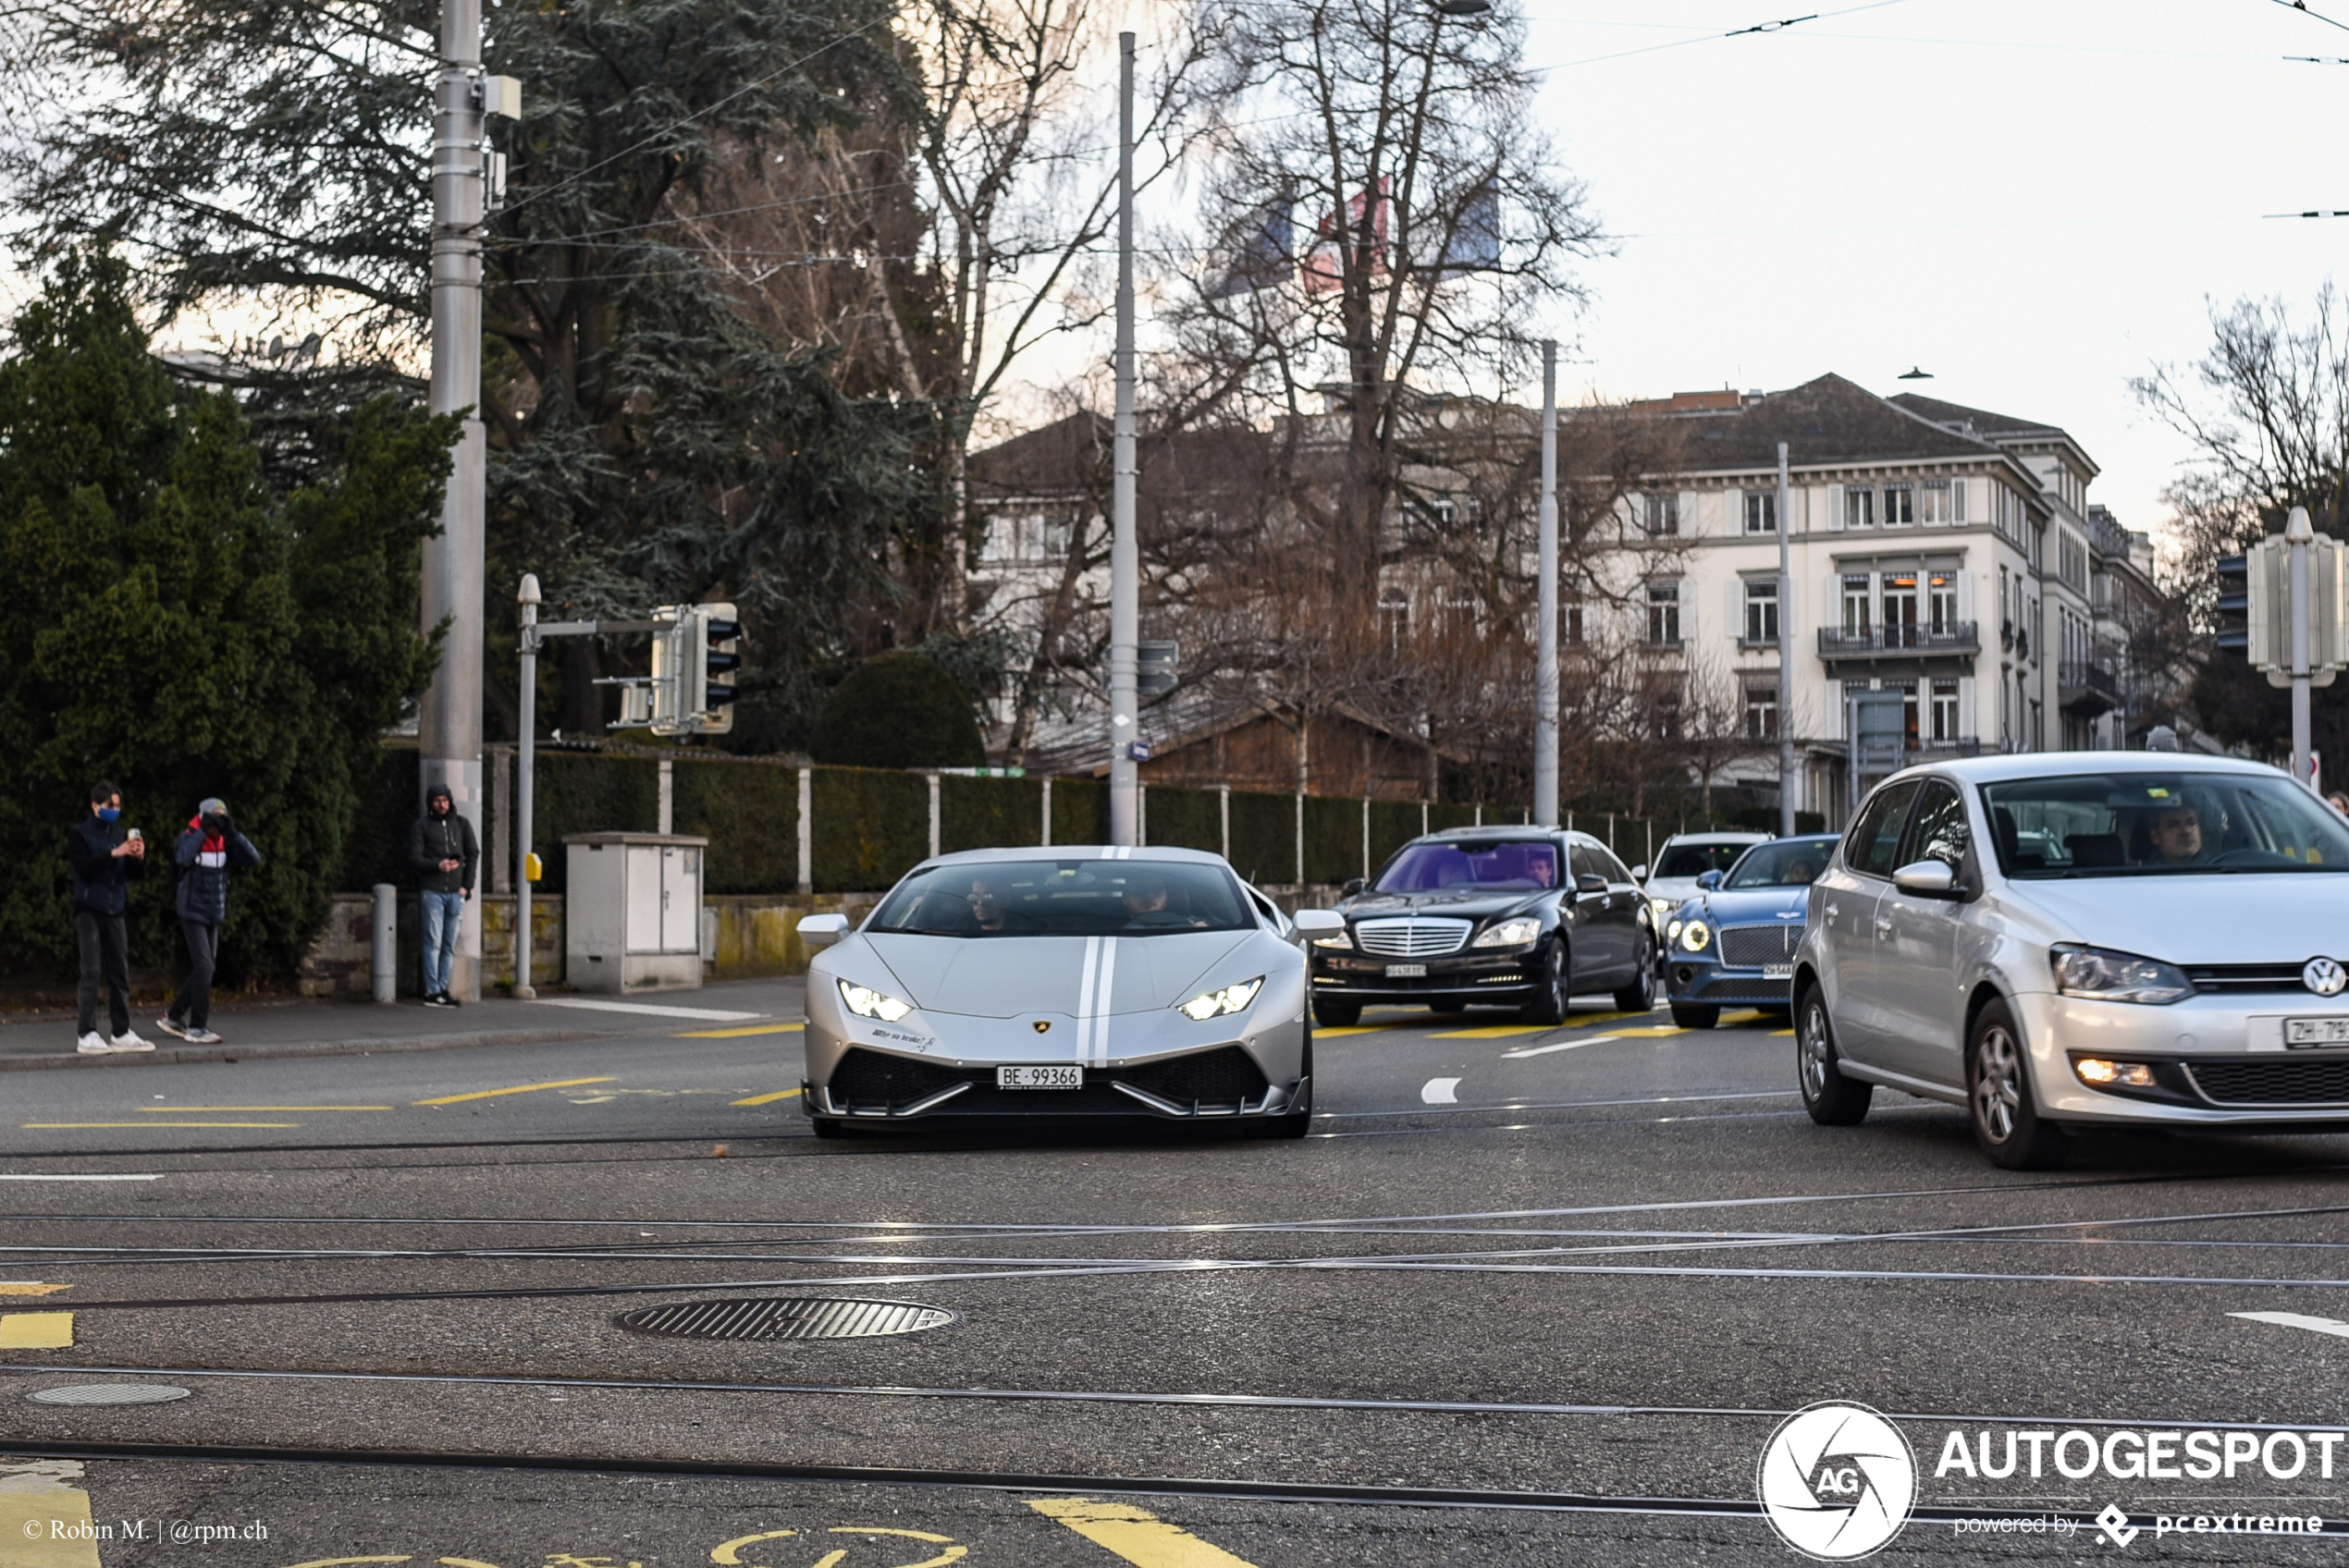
top-left (1531, 0), bottom-right (1910, 74)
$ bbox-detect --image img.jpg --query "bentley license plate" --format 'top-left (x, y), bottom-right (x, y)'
top-left (996, 1064), bottom-right (1083, 1089)
top-left (2285, 1017), bottom-right (2349, 1048)
top-left (1386, 963), bottom-right (1427, 978)
top-left (1763, 964), bottom-right (1794, 980)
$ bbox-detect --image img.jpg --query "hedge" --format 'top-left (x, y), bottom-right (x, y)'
top-left (673, 759), bottom-right (799, 895)
top-left (812, 766), bottom-right (929, 893)
top-left (1143, 784), bottom-right (1223, 854)
top-left (942, 773), bottom-right (1041, 854)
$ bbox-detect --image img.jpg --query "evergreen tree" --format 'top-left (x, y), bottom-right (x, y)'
top-left (0, 251), bottom-right (452, 982)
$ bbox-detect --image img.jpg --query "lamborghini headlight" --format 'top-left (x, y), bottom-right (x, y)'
top-left (1679, 919), bottom-right (1711, 953)
top-left (1177, 976), bottom-right (1263, 1021)
top-left (1472, 917), bottom-right (1542, 948)
top-left (837, 979), bottom-right (913, 1022)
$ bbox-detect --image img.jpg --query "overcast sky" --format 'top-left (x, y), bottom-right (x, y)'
top-left (1521, 0), bottom-right (2349, 557)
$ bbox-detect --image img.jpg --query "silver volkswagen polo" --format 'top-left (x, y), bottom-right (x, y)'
top-left (794, 847), bottom-right (1323, 1137)
top-left (1793, 753), bottom-right (2349, 1169)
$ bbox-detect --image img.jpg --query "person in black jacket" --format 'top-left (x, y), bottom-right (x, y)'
top-left (409, 783), bottom-right (478, 1007)
top-left (159, 796), bottom-right (260, 1046)
top-left (67, 779), bottom-right (150, 1055)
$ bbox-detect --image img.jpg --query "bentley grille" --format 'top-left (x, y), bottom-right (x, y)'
top-left (1718, 923), bottom-right (1803, 968)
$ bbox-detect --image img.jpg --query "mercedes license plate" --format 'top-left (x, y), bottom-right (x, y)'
top-left (2285, 1017), bottom-right (2349, 1048)
top-left (996, 1064), bottom-right (1083, 1089)
top-left (1762, 964), bottom-right (1794, 980)
top-left (1385, 963), bottom-right (1427, 978)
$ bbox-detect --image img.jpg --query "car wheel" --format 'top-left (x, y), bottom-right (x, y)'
top-left (1668, 1003), bottom-right (1718, 1030)
top-left (1429, 998), bottom-right (1468, 1015)
top-left (1518, 937), bottom-right (1568, 1025)
top-left (1613, 937), bottom-right (1657, 1012)
top-left (1248, 1035), bottom-right (1313, 1139)
top-left (1968, 998), bottom-right (2067, 1170)
top-left (1313, 996), bottom-right (1361, 1028)
top-left (810, 1117), bottom-right (844, 1139)
top-left (1795, 985), bottom-right (1872, 1125)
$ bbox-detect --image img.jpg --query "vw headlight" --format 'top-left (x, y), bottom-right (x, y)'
top-left (1679, 919), bottom-right (1711, 953)
top-left (1177, 976), bottom-right (1263, 1021)
top-left (837, 979), bottom-right (913, 1022)
top-left (2049, 945), bottom-right (2193, 1005)
top-left (1472, 917), bottom-right (1542, 949)
top-left (1311, 928), bottom-right (1353, 949)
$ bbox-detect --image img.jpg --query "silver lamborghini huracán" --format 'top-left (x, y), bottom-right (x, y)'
top-left (793, 848), bottom-right (1332, 1137)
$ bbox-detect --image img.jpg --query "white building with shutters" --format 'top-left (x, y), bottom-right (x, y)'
top-left (1602, 374), bottom-right (2148, 827)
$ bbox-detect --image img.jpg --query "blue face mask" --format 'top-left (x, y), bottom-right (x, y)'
top-left (96, 806), bottom-right (119, 823)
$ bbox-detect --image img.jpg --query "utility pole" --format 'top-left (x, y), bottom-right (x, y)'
top-left (512, 575), bottom-right (538, 999)
top-left (425, 0), bottom-right (488, 999)
top-left (1533, 342), bottom-right (1559, 826)
top-left (1776, 443), bottom-right (1795, 836)
top-left (2290, 504), bottom-right (2314, 789)
top-left (1107, 31), bottom-right (1139, 846)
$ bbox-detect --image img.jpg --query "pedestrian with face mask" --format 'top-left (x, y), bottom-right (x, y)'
top-left (67, 779), bottom-right (151, 1055)
top-left (158, 797), bottom-right (260, 1046)
top-left (409, 783), bottom-right (477, 1007)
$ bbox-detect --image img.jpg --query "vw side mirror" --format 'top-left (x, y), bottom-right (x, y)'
top-left (1891, 860), bottom-right (1958, 896)
top-left (1695, 870), bottom-right (1722, 891)
top-left (1630, 864), bottom-right (1648, 882)
top-left (1292, 909), bottom-right (1346, 937)
top-left (797, 912), bottom-right (850, 949)
top-left (1340, 877), bottom-right (1366, 897)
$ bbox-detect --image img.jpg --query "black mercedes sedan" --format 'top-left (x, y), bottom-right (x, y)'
top-left (1307, 828), bottom-right (1656, 1026)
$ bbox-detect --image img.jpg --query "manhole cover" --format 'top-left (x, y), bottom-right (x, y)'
top-left (27, 1384), bottom-right (191, 1406)
top-left (615, 1296), bottom-right (958, 1341)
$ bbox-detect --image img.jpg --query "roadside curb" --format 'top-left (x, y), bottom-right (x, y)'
top-left (0, 1024), bottom-right (615, 1073)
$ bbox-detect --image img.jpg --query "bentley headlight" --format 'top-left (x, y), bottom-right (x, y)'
top-left (1311, 928), bottom-right (1353, 949)
top-left (1472, 917), bottom-right (1542, 948)
top-left (1177, 976), bottom-right (1263, 1021)
top-left (1666, 918), bottom-right (1684, 942)
top-left (837, 979), bottom-right (913, 1022)
top-left (2049, 944), bottom-right (2193, 1005)
top-left (1650, 896), bottom-right (1675, 923)
top-left (1679, 919), bottom-right (1711, 953)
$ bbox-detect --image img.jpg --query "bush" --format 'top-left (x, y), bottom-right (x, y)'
top-left (808, 653), bottom-right (983, 769)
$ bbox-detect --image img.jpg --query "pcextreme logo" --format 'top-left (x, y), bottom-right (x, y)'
top-left (1757, 1401), bottom-right (1919, 1560)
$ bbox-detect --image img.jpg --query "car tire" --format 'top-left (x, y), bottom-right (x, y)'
top-left (1248, 1035), bottom-right (1313, 1139)
top-left (810, 1117), bottom-right (844, 1139)
top-left (1518, 938), bottom-right (1569, 1025)
top-left (1313, 996), bottom-right (1362, 1029)
top-left (1968, 998), bottom-right (2067, 1170)
top-left (1669, 1003), bottom-right (1718, 1030)
top-left (1429, 998), bottom-right (1468, 1015)
top-left (1613, 938), bottom-right (1657, 1012)
top-left (1796, 985), bottom-right (1872, 1126)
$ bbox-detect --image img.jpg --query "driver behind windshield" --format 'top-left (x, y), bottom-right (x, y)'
top-left (1121, 870), bottom-right (1206, 929)
top-left (2144, 803), bottom-right (2207, 866)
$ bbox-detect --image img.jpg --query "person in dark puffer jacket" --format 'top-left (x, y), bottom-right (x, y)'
top-left (159, 796), bottom-right (260, 1046)
top-left (67, 778), bottom-right (151, 1055)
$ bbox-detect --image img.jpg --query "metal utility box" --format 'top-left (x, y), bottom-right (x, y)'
top-left (563, 833), bottom-right (708, 992)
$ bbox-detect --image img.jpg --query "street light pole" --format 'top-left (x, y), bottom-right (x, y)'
top-left (1776, 442), bottom-right (1795, 836)
top-left (1533, 342), bottom-right (1559, 827)
top-left (513, 574), bottom-right (539, 999)
top-left (2290, 504), bottom-right (2314, 790)
top-left (1107, 31), bottom-right (1139, 847)
top-left (425, 0), bottom-right (487, 998)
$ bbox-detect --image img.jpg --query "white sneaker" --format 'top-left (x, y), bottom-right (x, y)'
top-left (76, 1032), bottom-right (110, 1055)
top-left (107, 1031), bottom-right (155, 1053)
top-left (183, 1028), bottom-right (224, 1046)
top-left (154, 1016), bottom-right (190, 1041)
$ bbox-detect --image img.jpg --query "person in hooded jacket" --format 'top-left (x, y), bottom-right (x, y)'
top-left (159, 796), bottom-right (260, 1046)
top-left (67, 778), bottom-right (151, 1055)
top-left (408, 782), bottom-right (477, 1007)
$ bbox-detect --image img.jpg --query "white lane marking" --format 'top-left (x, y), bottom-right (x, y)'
top-left (531, 998), bottom-right (763, 1022)
top-left (1421, 1077), bottom-right (1460, 1105)
top-left (2229, 1310), bottom-right (2349, 1340)
top-left (0, 1173), bottom-right (166, 1182)
top-left (1502, 1035), bottom-right (1619, 1060)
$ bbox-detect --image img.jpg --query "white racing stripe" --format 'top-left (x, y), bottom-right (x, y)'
top-left (1421, 1077), bottom-right (1460, 1105)
top-left (1092, 937), bottom-right (1119, 1065)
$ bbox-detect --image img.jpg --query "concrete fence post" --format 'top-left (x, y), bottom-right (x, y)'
top-left (1360, 797), bottom-right (1370, 880)
top-left (1219, 786), bottom-right (1230, 860)
top-left (1138, 782), bottom-right (1148, 847)
top-left (927, 773), bottom-right (941, 857)
top-left (371, 883), bottom-right (397, 1003)
top-left (796, 767), bottom-right (812, 894)
top-left (1294, 792), bottom-right (1304, 888)
top-left (1041, 777), bottom-right (1053, 847)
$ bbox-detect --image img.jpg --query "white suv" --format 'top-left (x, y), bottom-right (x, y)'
top-left (1793, 753), bottom-right (2349, 1170)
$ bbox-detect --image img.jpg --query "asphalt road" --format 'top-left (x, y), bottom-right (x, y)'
top-left (6, 993), bottom-right (2349, 1565)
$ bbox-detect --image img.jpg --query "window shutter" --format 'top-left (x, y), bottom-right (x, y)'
top-left (1826, 484), bottom-right (1844, 533)
top-left (1958, 677), bottom-right (1977, 740)
top-left (1952, 477), bottom-right (1968, 523)
top-left (1956, 569), bottom-right (1974, 620)
top-left (1728, 579), bottom-right (1745, 636)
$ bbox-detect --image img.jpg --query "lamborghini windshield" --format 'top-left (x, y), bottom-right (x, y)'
top-left (868, 859), bottom-right (1257, 937)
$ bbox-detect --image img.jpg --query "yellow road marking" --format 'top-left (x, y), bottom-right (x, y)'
top-left (0, 1459), bottom-right (103, 1568)
top-left (138, 1105), bottom-right (389, 1112)
top-left (1429, 1024), bottom-right (1552, 1038)
top-left (1027, 1498), bottom-right (1259, 1568)
top-left (731, 1089), bottom-right (803, 1107)
top-left (827, 1526), bottom-right (966, 1566)
top-left (0, 1311), bottom-right (73, 1348)
top-left (0, 1283), bottom-right (70, 1296)
top-left (22, 1122), bottom-right (299, 1129)
top-left (1312, 1025), bottom-right (1392, 1037)
top-left (1772, 1028), bottom-right (1795, 1035)
top-left (711, 1529), bottom-right (797, 1564)
top-left (1610, 1025), bottom-right (1688, 1036)
top-left (676, 1023), bottom-right (805, 1037)
top-left (413, 1076), bottom-right (616, 1106)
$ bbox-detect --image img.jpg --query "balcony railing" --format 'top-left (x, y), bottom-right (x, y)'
top-left (1817, 621), bottom-right (1979, 659)
top-left (2059, 660), bottom-right (2121, 712)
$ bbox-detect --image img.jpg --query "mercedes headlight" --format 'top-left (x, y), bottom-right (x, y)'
top-left (1311, 928), bottom-right (1353, 949)
top-left (1679, 919), bottom-right (1711, 953)
top-left (1177, 977), bottom-right (1263, 1021)
top-left (1649, 896), bottom-right (1675, 923)
top-left (837, 979), bottom-right (913, 1022)
top-left (1472, 917), bottom-right (1542, 948)
top-left (2049, 945), bottom-right (2193, 1005)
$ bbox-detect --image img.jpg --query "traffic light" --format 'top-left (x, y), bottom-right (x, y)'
top-left (646, 603), bottom-right (740, 735)
top-left (696, 603), bottom-right (740, 734)
top-left (2238, 537), bottom-right (2347, 689)
top-left (2216, 554), bottom-right (2248, 655)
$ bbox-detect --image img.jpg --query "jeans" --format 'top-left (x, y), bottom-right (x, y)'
top-left (421, 890), bottom-right (465, 998)
top-left (75, 911), bottom-right (130, 1038)
top-left (171, 920), bottom-right (218, 1031)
